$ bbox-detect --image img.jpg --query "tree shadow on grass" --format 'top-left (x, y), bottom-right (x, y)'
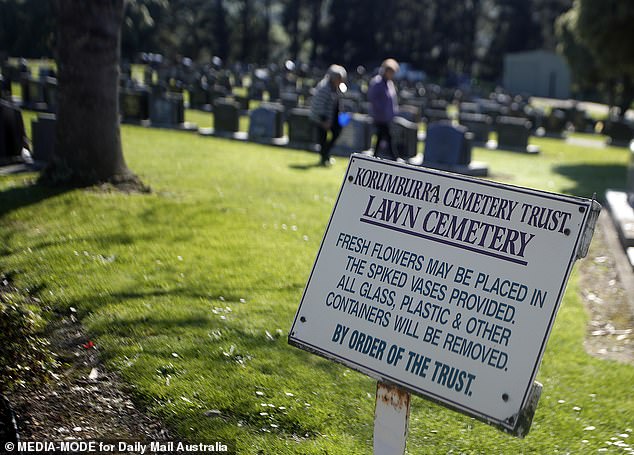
top-left (552, 163), bottom-right (627, 200)
top-left (0, 182), bottom-right (70, 219)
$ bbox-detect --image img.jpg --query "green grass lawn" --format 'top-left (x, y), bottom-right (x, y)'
top-left (1, 116), bottom-right (633, 453)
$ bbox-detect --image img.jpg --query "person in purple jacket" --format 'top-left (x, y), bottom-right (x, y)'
top-left (368, 58), bottom-right (400, 160)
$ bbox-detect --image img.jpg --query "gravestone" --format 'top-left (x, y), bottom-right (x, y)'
top-left (248, 81), bottom-right (265, 101)
top-left (458, 113), bottom-right (492, 144)
top-left (459, 102), bottom-right (480, 114)
top-left (398, 105), bottom-right (421, 123)
top-left (149, 91), bottom-right (191, 129)
top-left (423, 108), bottom-right (450, 125)
top-left (286, 108), bottom-right (315, 150)
top-left (213, 98), bottom-right (240, 133)
top-left (248, 103), bottom-right (284, 144)
top-left (495, 116), bottom-right (537, 153)
top-left (20, 76), bottom-right (46, 110)
top-left (389, 116), bottom-right (419, 159)
top-left (120, 88), bottom-right (150, 123)
top-left (604, 120), bottom-right (634, 147)
top-left (540, 109), bottom-right (567, 138)
top-left (31, 113), bottom-right (56, 163)
top-left (266, 82), bottom-right (280, 102)
top-left (189, 83), bottom-right (211, 111)
top-left (423, 122), bottom-right (488, 176)
top-left (43, 77), bottom-right (57, 113)
top-left (280, 91), bottom-right (299, 114)
top-left (0, 100), bottom-right (27, 163)
top-left (478, 100), bottom-right (504, 122)
top-left (234, 95), bottom-right (250, 112)
top-left (331, 113), bottom-right (373, 156)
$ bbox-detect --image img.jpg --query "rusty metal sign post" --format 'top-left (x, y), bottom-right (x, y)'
top-left (374, 382), bottom-right (410, 454)
top-left (289, 154), bottom-right (600, 450)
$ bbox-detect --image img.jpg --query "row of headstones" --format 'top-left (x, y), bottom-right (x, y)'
top-left (0, 64), bottom-right (57, 112)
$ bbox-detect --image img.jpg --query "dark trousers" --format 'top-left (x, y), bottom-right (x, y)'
top-left (315, 121), bottom-right (341, 162)
top-left (372, 122), bottom-right (398, 160)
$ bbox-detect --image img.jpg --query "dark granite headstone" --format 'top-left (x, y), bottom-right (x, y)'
top-left (423, 108), bottom-right (450, 125)
top-left (248, 82), bottom-right (265, 101)
top-left (390, 116), bottom-right (419, 159)
top-left (149, 91), bottom-right (184, 127)
top-left (541, 109), bottom-right (567, 138)
top-left (120, 88), bottom-right (150, 123)
top-left (189, 83), bottom-right (211, 110)
top-left (20, 76), bottom-right (46, 110)
top-left (495, 116), bottom-right (532, 151)
top-left (43, 77), bottom-right (57, 113)
top-left (31, 113), bottom-right (56, 163)
top-left (459, 102), bottom-right (480, 114)
top-left (213, 98), bottom-right (240, 133)
top-left (267, 82), bottom-right (280, 102)
top-left (287, 108), bottom-right (315, 149)
top-left (234, 95), bottom-right (250, 112)
top-left (398, 105), bottom-right (421, 123)
top-left (0, 100), bottom-right (27, 163)
top-left (458, 113), bottom-right (492, 144)
top-left (422, 122), bottom-right (488, 176)
top-left (423, 122), bottom-right (471, 166)
top-left (604, 120), bottom-right (634, 147)
top-left (478, 100), bottom-right (504, 122)
top-left (280, 91), bottom-right (299, 113)
top-left (331, 113), bottom-right (373, 156)
top-left (248, 104), bottom-right (284, 142)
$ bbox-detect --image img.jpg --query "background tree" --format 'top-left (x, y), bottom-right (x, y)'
top-left (41, 0), bottom-right (143, 188)
top-left (568, 0), bottom-right (634, 116)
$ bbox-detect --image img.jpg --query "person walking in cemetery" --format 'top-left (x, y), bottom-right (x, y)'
top-left (309, 64), bottom-right (347, 167)
top-left (368, 58), bottom-right (400, 160)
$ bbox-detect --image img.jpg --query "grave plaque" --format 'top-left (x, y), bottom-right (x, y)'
top-left (248, 104), bottom-right (284, 142)
top-left (234, 94), bottom-right (250, 112)
top-left (424, 123), bottom-right (471, 167)
top-left (31, 113), bottom-right (56, 163)
top-left (604, 120), bottom-right (634, 147)
top-left (390, 116), bottom-right (419, 159)
top-left (150, 92), bottom-right (184, 127)
top-left (541, 109), bottom-right (566, 138)
top-left (423, 108), bottom-right (450, 126)
top-left (290, 154), bottom-right (600, 436)
top-left (120, 88), bottom-right (150, 123)
top-left (332, 113), bottom-right (373, 156)
top-left (495, 116), bottom-right (532, 152)
top-left (280, 92), bottom-right (300, 117)
top-left (189, 83), bottom-right (211, 110)
top-left (459, 113), bottom-right (492, 144)
top-left (287, 108), bottom-right (315, 149)
top-left (213, 98), bottom-right (240, 133)
top-left (43, 77), bottom-right (57, 113)
top-left (398, 105), bottom-right (421, 124)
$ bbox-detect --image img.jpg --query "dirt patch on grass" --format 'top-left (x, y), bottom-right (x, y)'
top-left (3, 305), bottom-right (170, 448)
top-left (578, 212), bottom-right (633, 364)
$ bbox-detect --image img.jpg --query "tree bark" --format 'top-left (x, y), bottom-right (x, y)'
top-left (42, 0), bottom-right (142, 189)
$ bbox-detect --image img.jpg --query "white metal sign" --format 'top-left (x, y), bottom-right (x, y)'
top-left (289, 154), bottom-right (600, 433)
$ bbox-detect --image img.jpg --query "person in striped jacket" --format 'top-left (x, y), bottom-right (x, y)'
top-left (309, 64), bottom-right (347, 166)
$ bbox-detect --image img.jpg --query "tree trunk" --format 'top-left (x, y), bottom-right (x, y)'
top-left (41, 0), bottom-right (142, 189)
